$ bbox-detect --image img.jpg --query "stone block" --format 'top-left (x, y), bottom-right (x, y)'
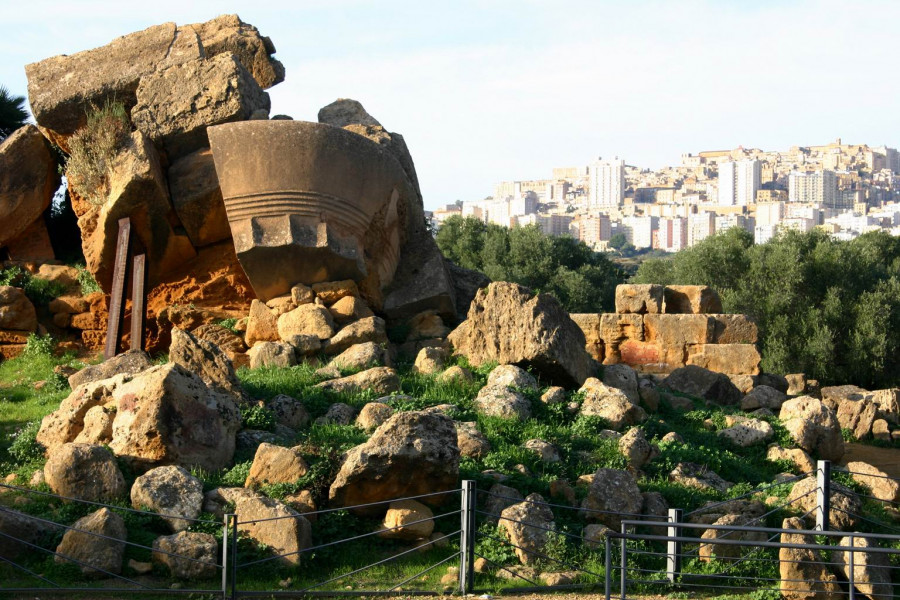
top-left (570, 314), bottom-right (604, 361)
top-left (686, 344), bottom-right (761, 375)
top-left (168, 148), bottom-right (231, 247)
top-left (0, 125), bottom-right (58, 247)
top-left (644, 314), bottom-right (713, 346)
top-left (614, 284), bottom-right (663, 314)
top-left (711, 314), bottom-right (759, 344)
top-left (663, 285), bottom-right (722, 314)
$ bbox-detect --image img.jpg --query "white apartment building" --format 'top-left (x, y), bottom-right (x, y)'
top-left (789, 170), bottom-right (837, 206)
top-left (689, 212), bottom-right (716, 247)
top-left (718, 159), bottom-right (761, 206)
top-left (755, 224), bottom-right (779, 244)
top-left (577, 215), bottom-right (612, 247)
top-left (509, 192), bottom-right (538, 217)
top-left (716, 214), bottom-right (755, 235)
top-left (589, 157), bottom-right (625, 208)
top-left (756, 202), bottom-right (785, 227)
top-left (622, 216), bottom-right (657, 249)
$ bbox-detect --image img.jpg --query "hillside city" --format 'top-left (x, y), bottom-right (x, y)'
top-left (431, 139), bottom-right (900, 252)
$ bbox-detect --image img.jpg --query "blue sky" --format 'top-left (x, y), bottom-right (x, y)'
top-left (3, 0), bottom-right (898, 209)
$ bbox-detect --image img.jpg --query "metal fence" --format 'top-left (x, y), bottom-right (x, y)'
top-left (2, 459), bottom-right (900, 598)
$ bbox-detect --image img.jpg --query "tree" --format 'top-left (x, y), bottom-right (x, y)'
top-left (608, 233), bottom-right (627, 251)
top-left (0, 86), bottom-right (28, 140)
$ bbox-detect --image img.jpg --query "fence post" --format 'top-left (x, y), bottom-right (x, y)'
top-left (230, 513), bottom-right (239, 600)
top-left (604, 534), bottom-right (612, 600)
top-left (221, 513), bottom-right (231, 599)
top-left (620, 523), bottom-right (627, 600)
top-left (816, 460), bottom-right (831, 531)
top-left (459, 480), bottom-right (477, 595)
top-left (849, 535), bottom-right (856, 600)
top-left (666, 508), bottom-right (683, 584)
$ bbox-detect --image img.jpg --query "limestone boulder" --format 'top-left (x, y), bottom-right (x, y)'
top-left (438, 365), bottom-right (474, 385)
top-left (779, 396), bottom-right (844, 461)
top-left (381, 499), bottom-right (434, 540)
top-left (315, 367), bottom-right (400, 396)
top-left (265, 394), bottom-right (310, 430)
top-left (583, 523), bottom-right (612, 549)
top-left (329, 341), bottom-right (389, 371)
top-left (712, 314), bottom-right (759, 344)
top-left (718, 416), bottom-right (774, 447)
top-left (821, 385), bottom-right (871, 411)
top-left (232, 491), bottom-right (311, 565)
top-left (499, 493), bottom-right (555, 566)
top-left (579, 378), bottom-right (647, 430)
top-left (455, 422), bottom-right (491, 459)
top-left (0, 286), bottom-right (37, 332)
top-left (846, 461), bottom-right (900, 502)
top-left (412, 346), bottom-right (446, 375)
top-left (109, 363), bottom-right (241, 471)
top-left (542, 386), bottom-right (567, 405)
top-left (663, 285), bottom-right (722, 314)
top-left (356, 402), bottom-right (394, 431)
top-left (619, 427), bottom-right (655, 469)
top-left (523, 439), bottom-right (561, 463)
top-left (0, 508), bottom-right (56, 559)
top-left (37, 374), bottom-right (128, 452)
top-left (603, 364), bottom-right (639, 404)
top-left (787, 477), bottom-right (860, 530)
top-left (615, 284), bottom-right (663, 314)
top-left (329, 411), bottom-right (459, 514)
top-left (779, 517), bottom-right (842, 600)
top-left (406, 310), bottom-right (451, 341)
top-left (835, 536), bottom-right (892, 600)
top-left (286, 334), bottom-right (321, 357)
top-left (311, 280), bottom-right (359, 305)
top-left (245, 443), bottom-right (308, 488)
top-left (872, 389), bottom-right (900, 424)
top-left (329, 295), bottom-right (374, 324)
top-left (188, 14), bottom-right (285, 89)
top-left (766, 445), bottom-right (816, 475)
top-left (245, 300), bottom-right (279, 346)
top-left (74, 406), bottom-right (115, 445)
top-left (167, 148), bottom-right (230, 247)
top-left (192, 323), bottom-right (246, 358)
top-left (580, 468), bottom-right (643, 530)
top-left (474, 385), bottom-right (532, 420)
top-left (44, 443), bottom-right (126, 502)
top-left (670, 462), bottom-right (732, 493)
top-left (152, 531), bottom-right (218, 580)
top-left (448, 282), bottom-right (595, 387)
top-left (131, 465), bottom-right (204, 531)
top-left (663, 365), bottom-right (742, 405)
top-left (324, 316), bottom-right (387, 355)
top-left (248, 341), bottom-right (296, 369)
top-left (169, 327), bottom-right (247, 402)
top-left (278, 304), bottom-right (335, 342)
top-left (315, 403), bottom-right (356, 425)
top-left (699, 514), bottom-right (767, 562)
top-left (740, 385), bottom-right (788, 411)
top-left (0, 125), bottom-right (59, 247)
top-left (55, 508), bottom-right (126, 576)
top-left (484, 484), bottom-right (524, 524)
top-left (487, 364), bottom-right (538, 390)
top-left (836, 396), bottom-right (877, 440)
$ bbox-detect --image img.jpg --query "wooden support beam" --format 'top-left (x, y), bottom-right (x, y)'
top-left (104, 218), bottom-right (132, 359)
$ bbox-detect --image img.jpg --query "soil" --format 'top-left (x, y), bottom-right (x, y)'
top-left (840, 443), bottom-right (900, 478)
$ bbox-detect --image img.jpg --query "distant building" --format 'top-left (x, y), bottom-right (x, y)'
top-left (578, 215), bottom-right (612, 246)
top-left (589, 157), bottom-right (625, 208)
top-left (789, 170), bottom-right (837, 206)
top-left (622, 215), bottom-right (657, 249)
top-left (689, 212), bottom-right (716, 246)
top-left (718, 159), bottom-right (761, 206)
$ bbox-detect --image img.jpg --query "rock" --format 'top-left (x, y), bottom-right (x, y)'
top-left (873, 419), bottom-right (891, 442)
top-left (193, 323), bottom-right (246, 357)
top-left (615, 284), bottom-right (664, 314)
top-left (699, 514), bottom-right (767, 562)
top-left (670, 462), bottom-right (732, 493)
top-left (131, 52), bottom-right (270, 158)
top-left (448, 282), bottom-right (595, 387)
top-left (0, 125), bottom-right (58, 247)
top-left (580, 468), bottom-right (643, 530)
top-left (779, 517), bottom-right (842, 600)
top-left (487, 365), bottom-right (539, 390)
top-left (785, 374), bottom-right (807, 396)
top-left (381, 499), bottom-right (434, 540)
top-left (603, 364), bottom-right (639, 404)
top-left (356, 402), bottom-right (394, 431)
top-left (871, 389), bottom-right (900, 424)
top-left (329, 411), bottom-right (459, 514)
top-left (49, 295), bottom-right (90, 315)
top-left (318, 98), bottom-right (381, 128)
top-left (248, 341), bottom-right (296, 369)
top-left (718, 416), bottom-right (774, 447)
top-left (315, 367), bottom-right (400, 395)
top-left (437, 365), bottom-right (474, 384)
top-left (664, 393), bottom-right (695, 411)
top-left (444, 259), bottom-right (491, 321)
top-left (324, 317), bottom-right (387, 355)
top-left (232, 491), bottom-right (311, 566)
top-left (169, 327), bottom-right (247, 402)
top-left (583, 523), bottom-right (611, 549)
top-left (638, 379), bottom-right (660, 412)
top-left (37, 374), bottom-right (127, 452)
top-left (456, 422), bottom-right (491, 459)
top-left (0, 286), bottom-right (37, 332)
top-left (787, 477), bottom-right (861, 530)
top-left (663, 365), bottom-right (742, 406)
top-left (311, 280), bottom-right (359, 305)
top-left (167, 148), bottom-right (230, 247)
top-left (266, 394), bottom-right (310, 430)
top-left (474, 385), bottom-right (532, 420)
top-left (188, 14), bottom-right (284, 89)
top-left (766, 445), bottom-right (816, 475)
top-left (406, 310), bottom-right (450, 341)
top-left (619, 427), bottom-right (654, 469)
top-left (846, 461), bottom-right (899, 502)
top-left (245, 300), bottom-right (279, 346)
top-left (329, 342), bottom-right (389, 371)
top-left (730, 374), bottom-right (757, 395)
top-left (44, 443), bottom-right (126, 502)
top-left (277, 304), bottom-right (335, 342)
top-left (315, 403), bottom-right (356, 425)
top-left (741, 385), bottom-right (788, 411)
top-left (541, 572), bottom-right (577, 586)
top-left (821, 385), bottom-right (871, 410)
top-left (285, 334), bottom-right (321, 357)
top-left (245, 443), bottom-right (308, 488)
top-left (109, 363), bottom-right (241, 471)
top-left (641, 492), bottom-right (670, 528)
top-left (483, 484), bottom-right (524, 524)
top-left (499, 493), bottom-right (555, 566)
top-left (523, 439), bottom-right (561, 463)
top-left (328, 295), bottom-right (374, 324)
top-left (541, 386), bottom-right (567, 405)
top-left (283, 490), bottom-right (317, 523)
top-left (55, 508), bottom-right (126, 576)
top-left (836, 396), bottom-right (877, 440)
top-left (579, 378), bottom-right (647, 430)
top-left (72, 405), bottom-right (115, 445)
top-left (152, 531), bottom-right (218, 580)
top-left (289, 283), bottom-right (314, 306)
top-left (779, 396), bottom-right (844, 461)
top-left (131, 465), bottom-right (204, 531)
top-left (128, 559), bottom-right (153, 575)
top-left (835, 536), bottom-right (892, 600)
top-left (0, 508), bottom-right (56, 559)
top-left (661, 432), bottom-right (684, 444)
top-left (412, 346), bottom-right (446, 375)
top-left (663, 285), bottom-right (722, 314)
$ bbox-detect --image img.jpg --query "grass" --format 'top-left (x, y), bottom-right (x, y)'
top-left (64, 99), bottom-right (130, 205)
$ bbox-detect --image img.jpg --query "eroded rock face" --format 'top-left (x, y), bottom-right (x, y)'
top-left (153, 531), bottom-right (218, 580)
top-left (168, 148), bottom-right (231, 247)
top-left (449, 282), bottom-right (596, 387)
top-left (779, 396), bottom-right (844, 461)
top-left (579, 378), bottom-right (647, 430)
top-left (231, 490), bottom-right (311, 566)
top-left (245, 443), bottom-right (308, 488)
top-left (329, 411), bottom-right (459, 514)
top-left (787, 477), bottom-right (861, 531)
top-left (0, 286), bottom-right (37, 332)
top-left (169, 327), bottom-right (248, 403)
top-left (499, 493), bottom-right (555, 566)
top-left (835, 536), bottom-right (892, 600)
top-left (580, 468), bottom-right (643, 531)
top-left (0, 125), bottom-right (59, 248)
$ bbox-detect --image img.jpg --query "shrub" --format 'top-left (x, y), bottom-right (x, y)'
top-left (21, 333), bottom-right (55, 359)
top-left (64, 100), bottom-right (130, 205)
top-left (0, 266), bottom-right (66, 305)
top-left (241, 405), bottom-right (277, 431)
top-left (7, 421), bottom-right (44, 465)
top-left (76, 265), bottom-right (101, 294)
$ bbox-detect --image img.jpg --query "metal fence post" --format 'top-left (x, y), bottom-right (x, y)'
top-left (459, 481), bottom-right (476, 595)
top-left (620, 524), bottom-right (627, 600)
top-left (222, 513), bottom-right (231, 599)
top-left (666, 508), bottom-right (683, 584)
top-left (605, 534), bottom-right (612, 600)
top-left (230, 513), bottom-right (239, 600)
top-left (816, 460), bottom-right (831, 531)
top-left (849, 535), bottom-right (856, 600)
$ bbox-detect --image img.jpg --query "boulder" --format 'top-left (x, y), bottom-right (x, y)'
top-left (846, 461), bottom-right (899, 502)
top-left (779, 396), bottom-right (844, 461)
top-left (232, 490), bottom-right (311, 566)
top-left (277, 304), bottom-right (335, 342)
top-left (329, 342), bottom-right (389, 371)
top-left (740, 385), bottom-right (788, 411)
top-left (310, 280), bottom-right (358, 305)
top-left (638, 378), bottom-right (660, 411)
top-left (787, 477), bottom-right (860, 530)
top-left (785, 374), bottom-right (807, 396)
top-left (74, 406), bottom-right (115, 445)
top-left (663, 285), bottom-right (722, 314)
top-left (873, 419), bottom-right (891, 442)
top-left (836, 396), bottom-right (877, 440)
top-left (579, 378), bottom-right (647, 430)
top-left (192, 323), bottom-right (246, 358)
top-left (580, 468), bottom-right (643, 530)
top-left (499, 493), bottom-right (555, 566)
top-left (167, 148), bottom-right (230, 247)
top-left (718, 416), bottom-right (774, 447)
top-left (484, 484), bottom-right (524, 524)
top-left (663, 365), bottom-right (742, 405)
top-left (456, 422), bottom-right (491, 459)
top-left (152, 531), bottom-right (218, 580)
top-left (712, 314), bottom-right (759, 344)
top-left (315, 402), bottom-right (356, 425)
top-left (619, 427), bottom-right (654, 469)
top-left (328, 295), bottom-right (374, 324)
top-left (188, 14), bottom-right (284, 89)
top-left (699, 514), bottom-right (767, 562)
top-left (835, 536), bottom-right (892, 600)
top-left (356, 402), bottom-right (394, 431)
top-left (779, 517), bottom-right (842, 600)
top-left (169, 327), bottom-right (247, 402)
top-left (406, 310), bottom-right (451, 341)
top-left (603, 364), bottom-right (639, 404)
top-left (286, 334), bottom-right (322, 357)
top-left (265, 394), bottom-right (310, 430)
top-left (871, 389), bottom-right (900, 424)
top-left (448, 282), bottom-right (595, 387)
top-left (381, 499), bottom-right (434, 540)
top-left (44, 443), bottom-right (126, 502)
top-left (245, 300), bottom-right (279, 346)
top-left (821, 385), bottom-right (871, 411)
top-left (0, 508), bottom-right (56, 560)
top-left (541, 386), bottom-right (567, 405)
top-left (766, 445), bottom-right (816, 475)
top-left (583, 523), bottom-right (612, 549)
top-left (487, 364), bottom-right (538, 391)
top-left (523, 439), bottom-right (561, 463)
top-left (412, 346), bottom-right (447, 375)
top-left (131, 465), bottom-right (204, 531)
top-left (474, 385), bottom-right (532, 420)
top-left (37, 374), bottom-right (127, 452)
top-left (669, 462), bottom-right (732, 493)
top-left (248, 341), bottom-right (296, 369)
top-left (55, 508), bottom-right (126, 576)
top-left (245, 443), bottom-right (308, 488)
top-left (0, 125), bottom-right (59, 247)
top-left (615, 284), bottom-right (663, 314)
top-left (324, 316), bottom-right (387, 355)
top-left (0, 286), bottom-right (37, 332)
top-left (329, 411), bottom-right (459, 514)
top-left (109, 363), bottom-right (241, 471)
top-left (314, 367), bottom-right (400, 396)
top-left (438, 365), bottom-right (475, 385)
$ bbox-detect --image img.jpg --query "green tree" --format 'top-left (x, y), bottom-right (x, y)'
top-left (608, 232), bottom-right (627, 250)
top-left (0, 86), bottom-right (28, 140)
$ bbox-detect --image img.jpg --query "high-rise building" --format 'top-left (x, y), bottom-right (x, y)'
top-left (589, 157), bottom-right (625, 208)
top-left (788, 170), bottom-right (837, 206)
top-left (578, 215), bottom-right (612, 247)
top-left (688, 212), bottom-right (716, 247)
top-left (718, 159), bottom-right (761, 206)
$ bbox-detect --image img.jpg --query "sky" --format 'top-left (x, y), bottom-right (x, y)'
top-left (2, 0), bottom-right (898, 210)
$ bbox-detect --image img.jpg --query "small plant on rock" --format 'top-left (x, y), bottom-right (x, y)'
top-left (64, 99), bottom-right (130, 205)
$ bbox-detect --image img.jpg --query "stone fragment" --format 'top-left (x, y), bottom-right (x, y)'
top-left (329, 411), bottom-right (459, 514)
top-left (718, 416), bottom-right (774, 447)
top-left (248, 341), bottom-right (296, 369)
top-left (448, 282), bottom-right (595, 387)
top-left (329, 341), bottom-right (389, 371)
top-left (455, 422), bottom-right (491, 459)
top-left (686, 344), bottom-right (761, 375)
top-left (324, 316), bottom-right (387, 355)
top-left (245, 300), bottom-right (279, 346)
top-left (836, 396), bottom-right (877, 440)
top-left (835, 535), bottom-right (892, 600)
top-left (779, 517), bottom-right (842, 600)
top-left (381, 499), bottom-right (434, 540)
top-left (49, 295), bottom-right (90, 315)
top-left (291, 283), bottom-right (315, 306)
top-left (785, 374), bottom-right (807, 396)
top-left (499, 493), bottom-right (555, 566)
top-left (0, 125), bottom-right (59, 247)
top-left (278, 304), bottom-right (335, 341)
top-left (821, 385), bottom-right (871, 411)
top-left (847, 461), bottom-right (899, 502)
top-left (55, 508), bottom-right (126, 576)
top-left (661, 431), bottom-right (684, 444)
top-left (541, 386), bottom-right (567, 405)
top-left (192, 323), bottom-right (246, 357)
top-left (670, 462), bottom-right (732, 493)
top-left (487, 364), bottom-right (538, 390)
top-left (265, 394), bottom-right (310, 430)
top-left (523, 439), bottom-right (561, 463)
top-left (603, 363), bottom-right (639, 404)
top-left (663, 365), bottom-right (742, 406)
top-left (245, 443), bottom-right (308, 488)
top-left (741, 385), bottom-right (788, 411)
top-left (615, 284), bottom-right (663, 314)
top-left (37, 375), bottom-right (126, 451)
top-left (286, 334), bottom-right (321, 357)
top-left (406, 310), bottom-right (450, 341)
top-left (315, 403), bottom-right (356, 425)
top-left (232, 491), bottom-right (311, 566)
top-left (766, 445), bottom-right (816, 475)
top-left (188, 14), bottom-right (285, 89)
top-left (699, 514), bottom-right (767, 562)
top-left (580, 468), bottom-right (643, 531)
top-left (311, 280), bottom-right (359, 305)
top-left (582, 523), bottom-right (611, 549)
top-left (169, 327), bottom-right (247, 402)
top-left (779, 396), bottom-right (844, 461)
top-left (663, 285), bottom-right (722, 314)
top-left (474, 385), bottom-right (532, 420)
top-left (873, 419), bottom-right (891, 442)
top-left (44, 443), bottom-right (126, 502)
top-left (871, 389), bottom-right (900, 424)
top-left (328, 295), bottom-right (373, 324)
top-left (131, 465), bottom-right (204, 531)
top-left (787, 477), bottom-right (860, 530)
top-left (579, 378), bottom-right (647, 430)
top-left (619, 427), bottom-right (654, 469)
top-left (167, 148), bottom-right (230, 246)
top-left (0, 286), bottom-right (37, 331)
top-left (74, 406), bottom-right (115, 445)
top-left (484, 484), bottom-right (524, 524)
top-left (314, 367), bottom-right (400, 395)
top-left (438, 365), bottom-right (474, 384)
top-left (412, 346), bottom-right (446, 375)
top-left (152, 531), bottom-right (218, 580)
top-left (356, 402), bottom-right (394, 431)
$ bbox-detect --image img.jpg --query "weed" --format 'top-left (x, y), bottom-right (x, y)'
top-left (75, 265), bottom-right (101, 295)
top-left (64, 100), bottom-right (130, 205)
top-left (218, 317), bottom-right (239, 334)
top-left (241, 405), bottom-right (277, 432)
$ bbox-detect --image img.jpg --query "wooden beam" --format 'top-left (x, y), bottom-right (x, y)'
top-left (104, 218), bottom-right (132, 359)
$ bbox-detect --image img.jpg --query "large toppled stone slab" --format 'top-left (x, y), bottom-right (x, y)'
top-left (0, 125), bottom-right (59, 248)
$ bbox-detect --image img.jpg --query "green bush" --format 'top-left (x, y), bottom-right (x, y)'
top-left (21, 333), bottom-right (55, 359)
top-left (64, 100), bottom-right (130, 205)
top-left (7, 421), bottom-right (44, 465)
top-left (76, 265), bottom-right (101, 295)
top-left (0, 267), bottom-right (66, 306)
top-left (241, 405), bottom-right (277, 431)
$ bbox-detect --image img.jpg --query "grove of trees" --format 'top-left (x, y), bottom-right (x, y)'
top-left (436, 215), bottom-right (625, 312)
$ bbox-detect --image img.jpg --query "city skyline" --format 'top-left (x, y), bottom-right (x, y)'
top-left (2, 0), bottom-right (898, 210)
